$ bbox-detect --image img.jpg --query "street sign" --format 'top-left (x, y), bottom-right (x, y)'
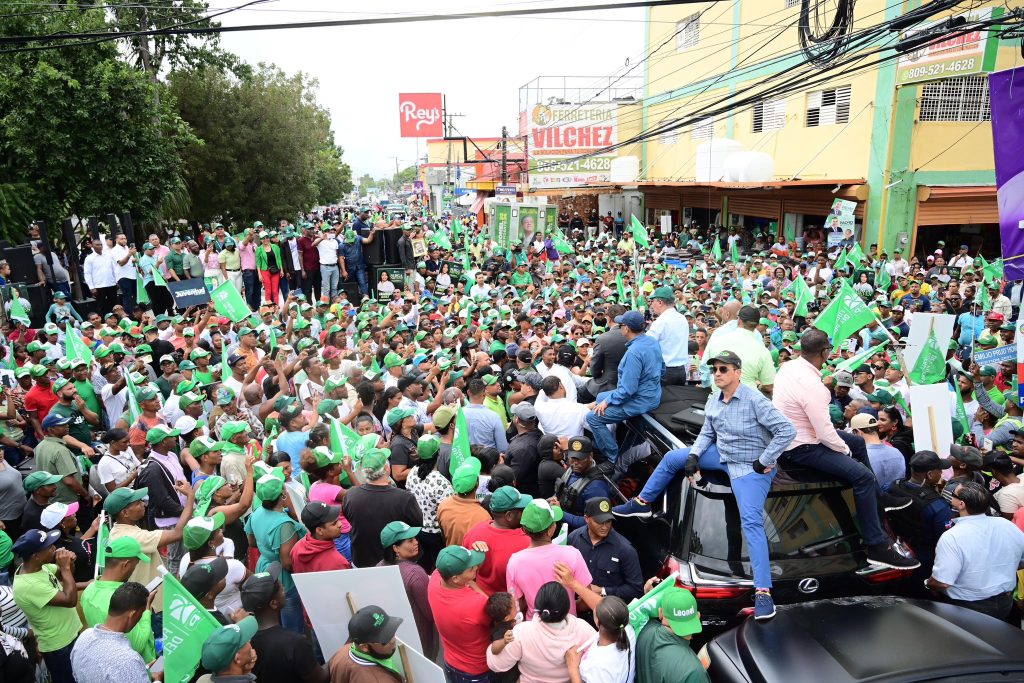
top-left (495, 185), bottom-right (517, 196)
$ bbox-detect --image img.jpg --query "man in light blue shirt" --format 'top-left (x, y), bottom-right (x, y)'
top-left (462, 378), bottom-right (508, 451)
top-left (928, 480), bottom-right (1024, 620)
top-left (851, 413), bottom-right (906, 491)
top-left (647, 287), bottom-right (690, 385)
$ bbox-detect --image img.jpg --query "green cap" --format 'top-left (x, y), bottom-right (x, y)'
top-left (489, 486), bottom-right (532, 513)
top-left (317, 399), bottom-right (343, 417)
top-left (23, 471), bottom-right (61, 492)
top-left (29, 365), bottom-right (49, 378)
top-left (220, 421), bottom-right (252, 441)
top-left (865, 389), bottom-right (895, 405)
top-left (103, 487), bottom-right (149, 516)
top-left (104, 536), bottom-right (150, 562)
top-left (136, 386), bottom-right (159, 402)
top-left (383, 352), bottom-right (407, 369)
top-left (201, 616), bottom-right (259, 673)
top-left (980, 364), bottom-right (998, 377)
top-left (361, 448), bottom-right (390, 471)
top-left (650, 286), bottom-right (675, 302)
top-left (183, 513), bottom-right (226, 551)
top-left (311, 446), bottom-right (341, 469)
top-left (661, 588), bottom-right (702, 637)
top-left (387, 407), bottom-right (415, 427)
top-left (51, 378), bottom-right (70, 394)
top-left (481, 374), bottom-right (498, 386)
top-left (435, 545), bottom-right (486, 577)
top-left (380, 521), bottom-right (421, 549)
top-left (520, 499), bottom-right (563, 533)
top-left (255, 472), bottom-right (284, 502)
top-left (146, 426), bottom-right (181, 445)
top-left (782, 331), bottom-right (798, 342)
top-left (451, 458), bottom-right (481, 494)
top-left (416, 435), bottom-right (440, 461)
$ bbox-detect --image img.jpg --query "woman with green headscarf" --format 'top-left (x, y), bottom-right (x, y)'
top-left (245, 468), bottom-right (306, 634)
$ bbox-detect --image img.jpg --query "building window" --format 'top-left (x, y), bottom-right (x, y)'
top-left (919, 75), bottom-right (991, 122)
top-left (753, 98), bottom-right (786, 133)
top-left (692, 117), bottom-right (714, 140)
top-left (806, 85), bottom-right (851, 127)
top-left (659, 119), bottom-right (680, 145)
top-left (675, 13), bottom-right (699, 51)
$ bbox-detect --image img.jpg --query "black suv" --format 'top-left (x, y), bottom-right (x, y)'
top-left (612, 386), bottom-right (915, 631)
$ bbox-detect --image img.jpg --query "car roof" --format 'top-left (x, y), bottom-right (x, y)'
top-left (722, 597), bottom-right (1024, 683)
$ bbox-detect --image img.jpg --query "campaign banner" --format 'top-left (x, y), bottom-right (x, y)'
top-left (974, 344), bottom-right (1016, 366)
top-left (375, 266), bottom-right (405, 301)
top-left (167, 280), bottom-right (212, 309)
top-left (398, 93), bottom-right (443, 138)
top-left (990, 66), bottom-right (1024, 282)
top-left (518, 205), bottom-right (540, 246)
top-left (492, 204), bottom-right (513, 250)
top-left (897, 7), bottom-right (1000, 85)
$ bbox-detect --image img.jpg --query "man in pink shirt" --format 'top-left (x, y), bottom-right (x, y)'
top-left (238, 229), bottom-right (260, 311)
top-left (773, 328), bottom-right (919, 571)
top-left (506, 499), bottom-right (593, 619)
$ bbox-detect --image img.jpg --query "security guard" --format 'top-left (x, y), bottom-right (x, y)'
top-left (554, 436), bottom-right (610, 529)
top-left (567, 497), bottom-right (644, 604)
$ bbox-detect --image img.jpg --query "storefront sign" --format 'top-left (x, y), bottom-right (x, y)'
top-left (990, 66), bottom-right (1024, 282)
top-left (398, 93), bottom-right (443, 137)
top-left (896, 8), bottom-right (999, 85)
top-left (528, 103), bottom-right (618, 188)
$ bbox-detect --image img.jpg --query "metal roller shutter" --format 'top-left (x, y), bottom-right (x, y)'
top-left (644, 193), bottom-right (681, 211)
top-left (726, 195), bottom-right (781, 220)
top-left (916, 189), bottom-right (998, 226)
top-left (680, 191), bottom-right (722, 210)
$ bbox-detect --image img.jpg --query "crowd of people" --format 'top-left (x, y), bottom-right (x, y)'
top-left (0, 206), bottom-right (1022, 683)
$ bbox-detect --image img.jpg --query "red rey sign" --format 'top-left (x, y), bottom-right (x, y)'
top-left (398, 93), bottom-right (444, 138)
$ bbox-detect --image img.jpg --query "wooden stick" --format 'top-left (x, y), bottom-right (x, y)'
top-left (399, 643), bottom-right (414, 683)
top-left (928, 405), bottom-right (939, 452)
top-left (345, 592), bottom-right (358, 617)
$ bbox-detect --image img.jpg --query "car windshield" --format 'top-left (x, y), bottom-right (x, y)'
top-left (686, 486), bottom-right (861, 573)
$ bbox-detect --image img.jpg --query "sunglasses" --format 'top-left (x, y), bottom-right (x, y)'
top-left (711, 365), bottom-right (733, 374)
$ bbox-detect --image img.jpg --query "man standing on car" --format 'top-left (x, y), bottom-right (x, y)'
top-left (927, 480), bottom-right (1024, 620)
top-left (773, 328), bottom-right (920, 572)
top-left (615, 350), bottom-right (795, 621)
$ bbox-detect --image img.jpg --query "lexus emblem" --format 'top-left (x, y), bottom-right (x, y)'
top-left (797, 578), bottom-right (820, 594)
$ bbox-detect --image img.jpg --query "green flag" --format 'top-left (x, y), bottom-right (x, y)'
top-left (876, 264), bottom-right (891, 292)
top-left (451, 406), bottom-right (472, 471)
top-left (551, 231), bottom-right (575, 254)
top-left (627, 573), bottom-right (679, 633)
top-left (615, 273), bottom-right (628, 303)
top-left (792, 276), bottom-right (814, 317)
top-left (813, 280), bottom-right (878, 352)
top-left (210, 280), bottom-right (252, 323)
top-left (977, 283), bottom-right (991, 310)
top-left (983, 257), bottom-right (1004, 285)
top-left (431, 230), bottom-right (452, 251)
top-left (908, 328), bottom-right (947, 385)
top-left (630, 216), bottom-right (650, 249)
top-left (709, 239), bottom-right (722, 262)
top-left (836, 340), bottom-right (889, 373)
top-left (730, 240), bottom-right (740, 264)
top-left (848, 242), bottom-right (867, 265)
top-left (93, 513), bottom-right (109, 579)
top-left (136, 276), bottom-right (150, 307)
top-left (833, 248), bottom-right (849, 273)
top-left (954, 384), bottom-right (970, 438)
top-left (123, 371), bottom-right (141, 424)
top-left (152, 267), bottom-right (167, 288)
top-left (164, 570), bottom-right (222, 683)
top-left (65, 323), bottom-right (93, 367)
top-left (7, 290), bottom-right (28, 324)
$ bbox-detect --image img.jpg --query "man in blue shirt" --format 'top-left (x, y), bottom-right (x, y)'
top-left (555, 436), bottom-right (611, 528)
top-left (567, 497), bottom-right (643, 603)
top-left (956, 301), bottom-right (986, 347)
top-left (463, 378), bottom-right (509, 451)
top-left (340, 216), bottom-right (379, 296)
top-left (899, 281), bottom-right (931, 312)
top-left (586, 311), bottom-right (664, 466)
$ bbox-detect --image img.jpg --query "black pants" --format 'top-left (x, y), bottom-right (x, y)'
top-left (305, 268), bottom-right (322, 302)
top-left (662, 365), bottom-right (689, 386)
top-left (93, 285), bottom-right (117, 313)
top-left (949, 592), bottom-right (1014, 621)
top-left (145, 281), bottom-right (173, 316)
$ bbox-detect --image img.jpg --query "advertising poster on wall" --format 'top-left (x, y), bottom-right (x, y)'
top-left (528, 103), bottom-right (618, 188)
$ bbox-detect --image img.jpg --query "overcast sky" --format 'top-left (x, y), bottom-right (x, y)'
top-left (217, 1), bottom-right (646, 179)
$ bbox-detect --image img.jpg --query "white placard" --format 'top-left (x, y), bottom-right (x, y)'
top-left (398, 637), bottom-right (446, 683)
top-left (903, 313), bottom-right (955, 372)
top-left (660, 214), bottom-right (672, 236)
top-left (292, 565), bottom-right (423, 658)
top-left (910, 383), bottom-right (954, 456)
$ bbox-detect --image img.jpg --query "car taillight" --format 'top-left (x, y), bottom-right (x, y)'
top-left (737, 607), bottom-right (755, 618)
top-left (694, 586), bottom-right (750, 599)
top-left (863, 567), bottom-right (914, 583)
top-left (658, 556), bottom-right (681, 579)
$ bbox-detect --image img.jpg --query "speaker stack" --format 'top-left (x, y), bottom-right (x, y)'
top-left (2, 245), bottom-right (36, 284)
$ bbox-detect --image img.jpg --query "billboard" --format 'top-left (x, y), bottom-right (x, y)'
top-left (528, 103), bottom-right (617, 188)
top-left (399, 93), bottom-right (443, 137)
top-left (896, 7), bottom-right (1000, 86)
top-left (990, 66), bottom-right (1024, 282)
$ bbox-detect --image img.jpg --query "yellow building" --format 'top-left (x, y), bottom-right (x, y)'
top-left (635, 0), bottom-right (1015, 258)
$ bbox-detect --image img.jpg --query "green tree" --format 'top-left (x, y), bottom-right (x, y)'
top-left (0, 7), bottom-right (194, 239)
top-left (393, 165), bottom-right (418, 187)
top-left (312, 146), bottom-right (354, 205)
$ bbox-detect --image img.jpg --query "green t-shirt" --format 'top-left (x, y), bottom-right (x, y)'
top-left (0, 530), bottom-right (11, 570)
top-left (73, 379), bottom-right (103, 421)
top-left (193, 368), bottom-right (215, 386)
top-left (49, 402), bottom-right (94, 455)
top-left (164, 251), bottom-right (186, 278)
top-left (988, 385), bottom-right (1007, 407)
top-left (635, 620), bottom-right (710, 683)
top-left (511, 271), bottom-right (532, 289)
top-left (35, 437), bottom-right (81, 504)
top-left (12, 564), bottom-right (83, 652)
top-left (80, 579), bottom-right (157, 661)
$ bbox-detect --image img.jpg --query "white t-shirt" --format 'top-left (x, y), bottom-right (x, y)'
top-left (109, 244), bottom-right (137, 281)
top-left (179, 544), bottom-right (244, 614)
top-left (101, 384), bottom-right (127, 430)
top-left (535, 363), bottom-right (578, 404)
top-left (95, 450), bottom-right (141, 488)
top-left (537, 397), bottom-right (590, 438)
top-left (578, 626), bottom-right (637, 683)
top-left (316, 237), bottom-right (341, 266)
top-left (995, 482), bottom-right (1024, 516)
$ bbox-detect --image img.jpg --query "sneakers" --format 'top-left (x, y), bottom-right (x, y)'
top-left (612, 498), bottom-right (652, 518)
top-left (753, 590), bottom-right (776, 621)
top-left (867, 543), bottom-right (921, 569)
top-left (880, 491), bottom-right (913, 512)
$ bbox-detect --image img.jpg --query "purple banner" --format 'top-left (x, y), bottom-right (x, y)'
top-left (990, 67), bottom-right (1024, 282)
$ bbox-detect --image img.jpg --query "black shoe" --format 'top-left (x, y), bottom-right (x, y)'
top-left (867, 543), bottom-right (920, 569)
top-left (880, 491), bottom-right (913, 512)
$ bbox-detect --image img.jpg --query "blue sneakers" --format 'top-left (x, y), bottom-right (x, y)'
top-left (611, 498), bottom-right (652, 518)
top-left (754, 591), bottom-right (776, 621)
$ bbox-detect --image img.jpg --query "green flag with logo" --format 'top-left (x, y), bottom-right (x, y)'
top-left (836, 340), bottom-right (889, 373)
top-left (792, 275), bottom-right (814, 318)
top-left (152, 267), bottom-right (167, 288)
top-left (65, 323), bottom-right (93, 367)
top-left (730, 240), bottom-right (740, 264)
top-left (833, 248), bottom-right (849, 273)
top-left (431, 230), bottom-right (452, 251)
top-left (7, 290), bottom-right (28, 324)
top-left (709, 238), bottom-right (722, 262)
top-left (164, 570), bottom-right (221, 683)
top-left (123, 370), bottom-right (141, 424)
top-left (551, 231), bottom-right (575, 255)
top-left (909, 328), bottom-right (947, 385)
top-left (627, 574), bottom-right (679, 632)
top-left (210, 280), bottom-right (252, 323)
top-left (876, 264), bottom-right (891, 292)
top-left (450, 406), bottom-right (472, 471)
top-left (630, 216), bottom-right (650, 249)
top-left (813, 280), bottom-right (877, 352)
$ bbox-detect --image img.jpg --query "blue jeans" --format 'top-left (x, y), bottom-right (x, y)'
top-left (347, 266), bottom-right (369, 296)
top-left (732, 469), bottom-right (776, 589)
top-left (281, 586), bottom-right (305, 635)
top-left (443, 663), bottom-right (493, 683)
top-left (639, 445), bottom-right (724, 502)
top-left (321, 264), bottom-right (339, 301)
top-left (118, 277), bottom-right (135, 312)
top-left (780, 437), bottom-right (887, 547)
top-left (242, 269), bottom-right (261, 311)
top-left (53, 281), bottom-right (71, 297)
top-left (586, 399), bottom-right (637, 464)
top-left (42, 638), bottom-right (77, 683)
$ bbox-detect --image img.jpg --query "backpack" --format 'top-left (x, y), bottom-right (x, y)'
top-left (887, 479), bottom-right (944, 551)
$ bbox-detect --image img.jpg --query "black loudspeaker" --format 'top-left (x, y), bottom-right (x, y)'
top-left (106, 214), bottom-right (120, 237)
top-left (87, 216), bottom-right (100, 242)
top-left (120, 212), bottom-right (136, 247)
top-left (34, 220), bottom-right (51, 253)
top-left (25, 284), bottom-right (47, 328)
top-left (339, 281), bottom-right (363, 307)
top-left (72, 297), bottom-right (98, 319)
top-left (381, 228), bottom-right (403, 265)
top-left (364, 231), bottom-right (385, 265)
top-left (2, 245), bottom-right (35, 284)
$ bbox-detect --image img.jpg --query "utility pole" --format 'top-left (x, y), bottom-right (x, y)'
top-left (501, 126), bottom-right (508, 185)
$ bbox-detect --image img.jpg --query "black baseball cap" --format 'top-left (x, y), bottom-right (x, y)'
top-left (240, 562), bottom-right (282, 611)
top-left (584, 497), bottom-right (614, 523)
top-left (349, 605), bottom-right (403, 645)
top-left (567, 435), bottom-right (593, 458)
top-left (949, 444), bottom-right (983, 469)
top-left (301, 501), bottom-right (341, 531)
top-left (707, 350), bottom-right (743, 368)
top-left (181, 556), bottom-right (229, 599)
top-left (909, 450), bottom-right (951, 472)
top-left (737, 306), bottom-right (759, 324)
top-left (517, 349), bottom-right (533, 363)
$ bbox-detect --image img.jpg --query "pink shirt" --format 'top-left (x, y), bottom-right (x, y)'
top-left (309, 481), bottom-right (351, 533)
top-left (152, 245), bottom-right (170, 274)
top-left (772, 356), bottom-right (849, 454)
top-left (486, 615), bottom-right (596, 683)
top-left (506, 543), bottom-right (592, 619)
top-left (239, 242), bottom-right (256, 270)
